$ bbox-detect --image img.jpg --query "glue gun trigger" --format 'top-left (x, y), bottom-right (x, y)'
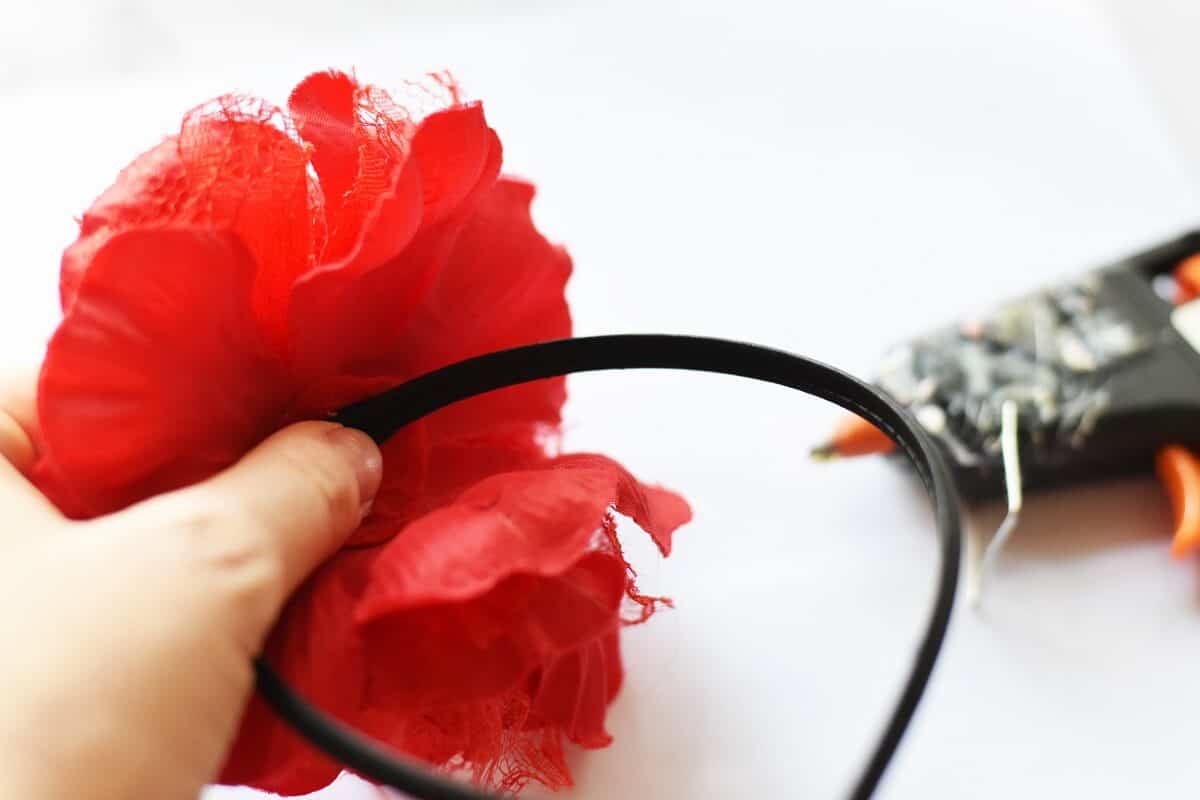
top-left (1155, 445), bottom-right (1200, 559)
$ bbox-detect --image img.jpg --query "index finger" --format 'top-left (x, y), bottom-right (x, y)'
top-left (0, 366), bottom-right (41, 473)
top-left (0, 365), bottom-right (62, 523)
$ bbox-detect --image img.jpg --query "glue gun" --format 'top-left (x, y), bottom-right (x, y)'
top-left (814, 231), bottom-right (1200, 559)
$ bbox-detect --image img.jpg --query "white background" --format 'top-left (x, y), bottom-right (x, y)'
top-left (3, 1), bottom-right (1199, 797)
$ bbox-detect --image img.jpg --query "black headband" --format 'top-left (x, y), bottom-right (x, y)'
top-left (253, 334), bottom-right (962, 800)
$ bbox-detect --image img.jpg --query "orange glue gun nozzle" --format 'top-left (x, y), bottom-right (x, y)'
top-left (811, 414), bottom-right (896, 461)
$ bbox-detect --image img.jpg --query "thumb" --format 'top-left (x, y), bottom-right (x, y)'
top-left (128, 421), bottom-right (383, 629)
top-left (206, 421), bottom-right (382, 593)
top-left (204, 421), bottom-right (383, 597)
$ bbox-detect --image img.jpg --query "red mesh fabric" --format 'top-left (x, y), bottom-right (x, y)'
top-left (35, 70), bottom-right (692, 795)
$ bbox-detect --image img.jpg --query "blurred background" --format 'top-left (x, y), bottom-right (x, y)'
top-left (4, 1), bottom-right (1200, 797)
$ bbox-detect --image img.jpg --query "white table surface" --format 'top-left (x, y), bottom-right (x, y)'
top-left (4, 1), bottom-right (1199, 797)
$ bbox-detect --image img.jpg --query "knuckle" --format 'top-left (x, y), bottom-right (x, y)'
top-left (164, 495), bottom-right (286, 601)
top-left (275, 435), bottom-right (361, 525)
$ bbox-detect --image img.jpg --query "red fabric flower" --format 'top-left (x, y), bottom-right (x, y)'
top-left (34, 70), bottom-right (691, 794)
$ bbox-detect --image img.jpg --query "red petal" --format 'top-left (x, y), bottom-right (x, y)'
top-left (411, 104), bottom-right (495, 226)
top-left (359, 462), bottom-right (629, 610)
top-left (60, 140), bottom-right (180, 310)
top-left (360, 551), bottom-right (628, 709)
top-left (335, 158), bottom-right (425, 276)
top-left (601, 628), bottom-right (624, 702)
top-left (403, 177), bottom-right (572, 450)
top-left (550, 455), bottom-right (692, 557)
top-left (322, 101), bottom-right (502, 279)
top-left (351, 422), bottom-right (547, 547)
top-left (38, 229), bottom-right (290, 516)
top-left (288, 73), bottom-right (493, 275)
top-left (367, 682), bottom-right (573, 792)
top-left (290, 71), bottom-right (426, 270)
top-left (405, 178), bottom-right (572, 376)
top-left (60, 98), bottom-right (317, 354)
top-left (353, 458), bottom-right (688, 706)
top-left (288, 71), bottom-right (360, 230)
top-left (344, 178), bottom-right (576, 542)
top-left (287, 107), bottom-right (501, 381)
top-left (531, 632), bottom-right (617, 748)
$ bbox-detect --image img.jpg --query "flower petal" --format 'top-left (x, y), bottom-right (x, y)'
top-left (531, 631), bottom-right (618, 748)
top-left (411, 103), bottom-right (496, 226)
top-left (288, 71), bottom-right (360, 230)
top-left (38, 228), bottom-right (289, 516)
top-left (539, 454), bottom-right (693, 557)
top-left (359, 461), bottom-right (628, 610)
top-left (405, 178), bottom-right (572, 375)
top-left (350, 419), bottom-right (549, 548)
top-left (320, 100), bottom-right (504, 282)
top-left (60, 98), bottom-right (317, 355)
top-left (340, 178), bottom-right (576, 542)
top-left (405, 178), bottom-right (573, 445)
top-left (364, 680), bottom-right (573, 793)
top-left (358, 455), bottom-right (690, 610)
top-left (353, 457), bottom-right (689, 707)
top-left (288, 73), bottom-right (491, 275)
top-left (290, 71), bottom-right (426, 270)
top-left (286, 105), bottom-right (501, 381)
top-left (360, 551), bottom-right (628, 709)
top-left (60, 140), bottom-right (181, 310)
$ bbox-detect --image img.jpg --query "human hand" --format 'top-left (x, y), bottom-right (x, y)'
top-left (0, 368), bottom-right (383, 800)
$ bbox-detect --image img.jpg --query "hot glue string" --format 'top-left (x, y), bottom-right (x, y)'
top-left (253, 334), bottom-right (963, 800)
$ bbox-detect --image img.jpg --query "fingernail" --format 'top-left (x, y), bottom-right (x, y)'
top-left (325, 426), bottom-right (383, 513)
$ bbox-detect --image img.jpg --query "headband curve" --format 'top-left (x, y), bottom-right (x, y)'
top-left (253, 334), bottom-right (962, 800)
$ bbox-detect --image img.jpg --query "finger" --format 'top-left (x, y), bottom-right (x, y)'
top-left (0, 367), bottom-right (59, 521)
top-left (148, 421), bottom-right (381, 612)
top-left (205, 421), bottom-right (381, 595)
top-left (0, 366), bottom-right (41, 472)
top-left (0, 413), bottom-right (35, 474)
